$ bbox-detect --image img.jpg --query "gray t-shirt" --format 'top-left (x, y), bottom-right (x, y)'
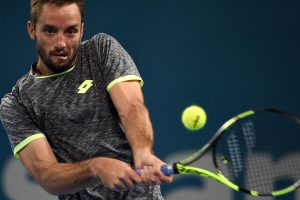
top-left (0, 33), bottom-right (163, 200)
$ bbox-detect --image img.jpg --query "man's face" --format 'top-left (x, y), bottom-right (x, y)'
top-left (28, 3), bottom-right (83, 74)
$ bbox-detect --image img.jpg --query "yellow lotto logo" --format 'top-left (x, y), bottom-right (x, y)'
top-left (78, 80), bottom-right (93, 94)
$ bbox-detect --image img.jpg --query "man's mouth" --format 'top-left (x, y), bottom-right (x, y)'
top-left (52, 52), bottom-right (68, 59)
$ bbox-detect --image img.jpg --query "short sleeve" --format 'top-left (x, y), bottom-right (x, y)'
top-left (93, 33), bottom-right (144, 91)
top-left (0, 91), bottom-right (45, 158)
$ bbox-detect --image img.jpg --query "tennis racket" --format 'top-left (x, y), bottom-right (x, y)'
top-left (161, 108), bottom-right (300, 196)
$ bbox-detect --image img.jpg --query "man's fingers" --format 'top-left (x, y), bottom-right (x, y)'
top-left (120, 169), bottom-right (142, 189)
top-left (154, 167), bottom-right (173, 183)
top-left (113, 182), bottom-right (126, 192)
top-left (138, 166), bottom-right (162, 185)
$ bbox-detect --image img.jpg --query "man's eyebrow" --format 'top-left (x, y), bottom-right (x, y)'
top-left (66, 24), bottom-right (80, 29)
top-left (42, 24), bottom-right (57, 29)
top-left (41, 24), bottom-right (80, 29)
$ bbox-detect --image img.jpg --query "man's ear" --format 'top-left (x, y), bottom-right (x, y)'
top-left (80, 23), bottom-right (84, 40)
top-left (27, 21), bottom-right (35, 40)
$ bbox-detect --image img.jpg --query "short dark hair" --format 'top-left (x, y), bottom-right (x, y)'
top-left (30, 0), bottom-right (84, 25)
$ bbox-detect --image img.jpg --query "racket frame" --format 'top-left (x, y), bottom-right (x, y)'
top-left (163, 108), bottom-right (300, 196)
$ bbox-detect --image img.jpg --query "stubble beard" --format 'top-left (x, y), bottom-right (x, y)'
top-left (35, 37), bottom-right (80, 74)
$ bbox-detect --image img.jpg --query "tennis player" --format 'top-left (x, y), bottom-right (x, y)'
top-left (0, 0), bottom-right (172, 199)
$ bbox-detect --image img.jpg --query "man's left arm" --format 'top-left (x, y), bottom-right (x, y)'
top-left (108, 81), bottom-right (172, 184)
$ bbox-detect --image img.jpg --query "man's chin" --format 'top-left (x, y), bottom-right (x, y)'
top-left (47, 63), bottom-right (73, 73)
top-left (43, 54), bottom-right (76, 73)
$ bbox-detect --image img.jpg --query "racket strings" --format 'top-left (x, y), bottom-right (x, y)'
top-left (214, 111), bottom-right (300, 195)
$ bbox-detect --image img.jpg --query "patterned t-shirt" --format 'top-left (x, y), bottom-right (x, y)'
top-left (0, 33), bottom-right (163, 200)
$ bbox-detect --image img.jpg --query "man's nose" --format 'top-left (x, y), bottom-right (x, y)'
top-left (54, 33), bottom-right (67, 50)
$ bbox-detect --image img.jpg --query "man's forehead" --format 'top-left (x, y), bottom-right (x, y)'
top-left (38, 3), bottom-right (82, 25)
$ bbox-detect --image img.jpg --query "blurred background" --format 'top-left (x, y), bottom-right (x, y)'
top-left (0, 0), bottom-right (299, 199)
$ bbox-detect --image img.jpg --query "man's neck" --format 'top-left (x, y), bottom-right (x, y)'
top-left (35, 60), bottom-right (54, 76)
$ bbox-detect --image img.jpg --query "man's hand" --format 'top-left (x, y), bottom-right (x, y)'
top-left (90, 157), bottom-right (142, 191)
top-left (134, 149), bottom-right (173, 185)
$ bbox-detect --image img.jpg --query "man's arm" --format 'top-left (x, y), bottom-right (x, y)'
top-left (19, 138), bottom-right (141, 195)
top-left (108, 81), bottom-right (172, 184)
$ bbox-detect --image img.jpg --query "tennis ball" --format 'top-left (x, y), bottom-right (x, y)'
top-left (181, 105), bottom-right (207, 131)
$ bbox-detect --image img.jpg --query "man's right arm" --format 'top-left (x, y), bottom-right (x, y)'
top-left (0, 91), bottom-right (142, 195)
top-left (19, 138), bottom-right (142, 195)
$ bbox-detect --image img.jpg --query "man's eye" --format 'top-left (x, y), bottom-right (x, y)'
top-left (44, 28), bottom-right (55, 34)
top-left (67, 29), bottom-right (78, 34)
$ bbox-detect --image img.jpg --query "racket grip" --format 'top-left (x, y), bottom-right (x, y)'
top-left (136, 165), bottom-right (175, 176)
top-left (136, 168), bottom-right (142, 175)
top-left (160, 164), bottom-right (175, 176)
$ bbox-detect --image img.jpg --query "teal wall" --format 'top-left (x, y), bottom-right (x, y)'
top-left (1, 1), bottom-right (299, 199)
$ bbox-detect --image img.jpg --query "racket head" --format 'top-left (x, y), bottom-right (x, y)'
top-left (212, 108), bottom-right (300, 196)
top-left (177, 110), bottom-right (256, 166)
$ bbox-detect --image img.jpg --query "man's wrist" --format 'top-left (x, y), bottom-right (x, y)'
top-left (133, 147), bottom-right (153, 156)
top-left (132, 147), bottom-right (154, 165)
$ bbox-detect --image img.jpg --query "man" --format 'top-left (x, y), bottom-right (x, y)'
top-left (0, 0), bottom-right (172, 199)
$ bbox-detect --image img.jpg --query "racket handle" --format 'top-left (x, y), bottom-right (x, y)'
top-left (136, 168), bottom-right (142, 175)
top-left (161, 164), bottom-right (175, 176)
top-left (136, 165), bottom-right (175, 176)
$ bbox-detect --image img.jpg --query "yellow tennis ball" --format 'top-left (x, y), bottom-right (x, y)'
top-left (181, 105), bottom-right (207, 131)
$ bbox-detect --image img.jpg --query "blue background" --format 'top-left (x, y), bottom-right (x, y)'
top-left (0, 1), bottom-right (299, 199)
